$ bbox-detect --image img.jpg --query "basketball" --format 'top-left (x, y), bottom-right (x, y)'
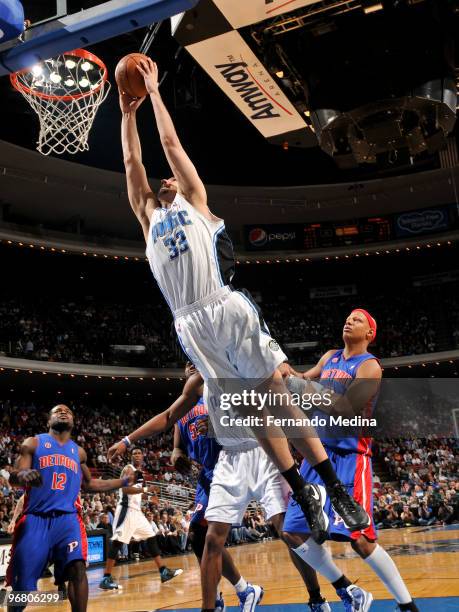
top-left (115, 53), bottom-right (149, 98)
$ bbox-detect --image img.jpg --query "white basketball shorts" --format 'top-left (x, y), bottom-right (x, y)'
top-left (112, 506), bottom-right (155, 544)
top-left (205, 446), bottom-right (290, 524)
top-left (174, 286), bottom-right (287, 382)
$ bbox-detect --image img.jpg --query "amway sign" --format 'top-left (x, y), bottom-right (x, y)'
top-left (186, 30), bottom-right (306, 138)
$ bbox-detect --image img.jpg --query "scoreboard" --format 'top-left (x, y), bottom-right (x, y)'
top-left (303, 217), bottom-right (391, 249)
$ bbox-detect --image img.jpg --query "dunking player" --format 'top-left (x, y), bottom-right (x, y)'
top-left (282, 309), bottom-right (419, 612)
top-left (7, 405), bottom-right (133, 612)
top-left (99, 447), bottom-right (182, 590)
top-left (119, 57), bottom-right (369, 551)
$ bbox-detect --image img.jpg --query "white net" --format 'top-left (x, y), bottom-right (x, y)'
top-left (11, 50), bottom-right (111, 156)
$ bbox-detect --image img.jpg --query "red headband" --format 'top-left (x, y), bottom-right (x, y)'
top-left (351, 309), bottom-right (377, 341)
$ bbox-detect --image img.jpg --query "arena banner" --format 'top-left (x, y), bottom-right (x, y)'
top-left (394, 205), bottom-right (451, 238)
top-left (186, 30), bottom-right (307, 139)
top-left (244, 224), bottom-right (302, 250)
top-left (0, 533), bottom-right (105, 579)
top-left (212, 0), bottom-right (319, 28)
top-left (309, 284), bottom-right (357, 300)
top-left (0, 541), bottom-right (11, 578)
top-left (87, 532), bottom-right (106, 565)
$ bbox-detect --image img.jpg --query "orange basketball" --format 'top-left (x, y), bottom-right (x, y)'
top-left (115, 53), bottom-right (149, 98)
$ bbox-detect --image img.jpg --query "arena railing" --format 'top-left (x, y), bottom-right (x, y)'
top-left (0, 221), bottom-right (458, 263)
top-left (98, 465), bottom-right (196, 511)
top-left (0, 350), bottom-right (458, 377)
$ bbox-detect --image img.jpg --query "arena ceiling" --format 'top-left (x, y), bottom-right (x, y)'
top-left (0, 0), bottom-right (457, 190)
top-left (1, 139), bottom-right (459, 240)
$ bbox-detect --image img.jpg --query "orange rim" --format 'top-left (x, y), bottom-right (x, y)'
top-left (10, 48), bottom-right (108, 101)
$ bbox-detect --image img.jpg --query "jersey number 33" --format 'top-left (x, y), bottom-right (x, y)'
top-left (164, 229), bottom-right (189, 260)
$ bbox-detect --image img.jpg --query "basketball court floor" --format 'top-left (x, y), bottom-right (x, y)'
top-left (34, 525), bottom-right (459, 611)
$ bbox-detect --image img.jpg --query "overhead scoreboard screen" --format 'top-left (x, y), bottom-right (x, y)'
top-left (303, 217), bottom-right (392, 250)
top-left (245, 217), bottom-right (392, 251)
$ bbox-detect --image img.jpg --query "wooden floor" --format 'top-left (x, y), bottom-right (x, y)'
top-left (35, 525), bottom-right (459, 611)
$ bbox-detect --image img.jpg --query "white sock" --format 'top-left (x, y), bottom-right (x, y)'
top-left (364, 545), bottom-right (412, 604)
top-left (293, 539), bottom-right (342, 583)
top-left (234, 577), bottom-right (248, 593)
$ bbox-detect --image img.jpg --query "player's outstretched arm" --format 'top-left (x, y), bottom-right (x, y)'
top-left (333, 358), bottom-right (382, 417)
top-left (79, 448), bottom-right (133, 492)
top-left (120, 90), bottom-right (159, 242)
top-left (9, 437), bottom-right (42, 487)
top-left (303, 350), bottom-right (337, 379)
top-left (107, 372), bottom-right (203, 462)
top-left (137, 59), bottom-right (208, 215)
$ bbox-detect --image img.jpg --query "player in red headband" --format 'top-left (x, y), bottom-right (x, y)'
top-left (281, 309), bottom-right (419, 612)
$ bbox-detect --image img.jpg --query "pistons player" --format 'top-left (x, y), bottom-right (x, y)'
top-left (282, 310), bottom-right (419, 612)
top-left (7, 404), bottom-right (133, 612)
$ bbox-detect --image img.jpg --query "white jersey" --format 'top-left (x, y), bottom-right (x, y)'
top-left (117, 465), bottom-right (143, 511)
top-left (146, 193), bottom-right (235, 313)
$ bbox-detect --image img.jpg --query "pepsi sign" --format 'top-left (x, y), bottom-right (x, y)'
top-left (245, 224), bottom-right (301, 250)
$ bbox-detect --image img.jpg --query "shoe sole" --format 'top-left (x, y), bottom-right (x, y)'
top-left (251, 586), bottom-right (264, 612)
top-left (359, 590), bottom-right (373, 612)
top-left (312, 485), bottom-right (329, 544)
top-left (342, 515), bottom-right (372, 531)
top-left (98, 586), bottom-right (119, 590)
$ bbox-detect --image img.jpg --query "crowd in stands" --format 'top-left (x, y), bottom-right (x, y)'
top-left (0, 282), bottom-right (455, 367)
top-left (372, 437), bottom-right (459, 528)
top-left (0, 299), bottom-right (179, 367)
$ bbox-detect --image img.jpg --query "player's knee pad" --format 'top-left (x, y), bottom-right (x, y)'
top-left (188, 523), bottom-right (207, 559)
top-left (108, 539), bottom-right (124, 560)
top-left (66, 560), bottom-right (86, 583)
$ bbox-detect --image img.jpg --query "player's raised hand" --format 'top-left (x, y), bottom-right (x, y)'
top-left (107, 440), bottom-right (128, 462)
top-left (170, 448), bottom-right (192, 474)
top-left (17, 469), bottom-right (42, 487)
top-left (136, 58), bottom-right (159, 95)
top-left (119, 90), bottom-right (145, 113)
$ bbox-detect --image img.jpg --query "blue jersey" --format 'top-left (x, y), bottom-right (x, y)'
top-left (24, 433), bottom-right (83, 515)
top-left (177, 397), bottom-right (221, 471)
top-left (317, 349), bottom-right (379, 455)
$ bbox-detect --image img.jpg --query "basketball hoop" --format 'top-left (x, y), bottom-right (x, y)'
top-left (10, 48), bottom-right (110, 155)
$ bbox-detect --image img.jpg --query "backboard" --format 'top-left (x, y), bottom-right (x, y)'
top-left (0, 0), bottom-right (199, 76)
